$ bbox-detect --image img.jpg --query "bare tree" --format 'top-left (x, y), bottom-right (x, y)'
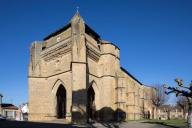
top-left (177, 96), bottom-right (188, 119)
top-left (164, 78), bottom-right (192, 128)
top-left (164, 105), bottom-right (172, 120)
top-left (151, 84), bottom-right (168, 119)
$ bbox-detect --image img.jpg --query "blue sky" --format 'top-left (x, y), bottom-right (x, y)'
top-left (0, 0), bottom-right (191, 105)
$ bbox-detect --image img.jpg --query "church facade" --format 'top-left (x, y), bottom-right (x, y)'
top-left (28, 13), bottom-right (156, 122)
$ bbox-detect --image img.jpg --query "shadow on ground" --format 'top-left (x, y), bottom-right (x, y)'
top-left (90, 121), bottom-right (120, 128)
top-left (0, 120), bottom-right (122, 128)
top-left (0, 120), bottom-right (87, 128)
top-left (142, 121), bottom-right (185, 128)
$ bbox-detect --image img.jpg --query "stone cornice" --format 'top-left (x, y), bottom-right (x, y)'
top-left (101, 41), bottom-right (120, 50)
top-left (100, 53), bottom-right (120, 60)
top-left (28, 70), bottom-right (71, 79)
top-left (41, 39), bottom-right (72, 62)
top-left (42, 37), bottom-right (71, 51)
top-left (88, 72), bottom-right (116, 78)
top-left (71, 61), bottom-right (87, 64)
top-left (86, 38), bottom-right (100, 51)
top-left (86, 44), bottom-right (101, 62)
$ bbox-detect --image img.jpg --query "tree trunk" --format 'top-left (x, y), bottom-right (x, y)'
top-left (188, 103), bottom-right (192, 128)
top-left (156, 107), bottom-right (159, 120)
top-left (167, 111), bottom-right (170, 120)
top-left (184, 107), bottom-right (186, 120)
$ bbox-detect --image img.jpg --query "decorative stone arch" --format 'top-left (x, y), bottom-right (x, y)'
top-left (88, 80), bottom-right (100, 110)
top-left (52, 79), bottom-right (67, 119)
top-left (52, 79), bottom-right (67, 95)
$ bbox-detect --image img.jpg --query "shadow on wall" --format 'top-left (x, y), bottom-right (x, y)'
top-left (141, 108), bottom-right (151, 119)
top-left (95, 107), bottom-right (126, 122)
top-left (72, 106), bottom-right (126, 123)
top-left (72, 89), bottom-right (87, 123)
top-left (72, 89), bottom-right (127, 123)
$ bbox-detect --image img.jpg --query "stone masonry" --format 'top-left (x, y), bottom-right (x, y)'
top-left (28, 12), bottom-right (156, 122)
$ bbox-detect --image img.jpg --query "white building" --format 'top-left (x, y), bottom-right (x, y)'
top-left (0, 93), bottom-right (18, 120)
top-left (17, 103), bottom-right (29, 121)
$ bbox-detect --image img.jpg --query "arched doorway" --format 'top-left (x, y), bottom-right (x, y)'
top-left (87, 86), bottom-right (96, 121)
top-left (56, 85), bottom-right (66, 119)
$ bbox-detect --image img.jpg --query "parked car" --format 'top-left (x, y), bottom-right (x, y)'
top-left (0, 114), bottom-right (6, 120)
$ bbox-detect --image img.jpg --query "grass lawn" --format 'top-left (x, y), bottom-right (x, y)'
top-left (144, 119), bottom-right (187, 127)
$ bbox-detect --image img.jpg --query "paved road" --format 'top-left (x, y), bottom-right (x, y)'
top-left (0, 120), bottom-right (183, 128)
top-left (92, 121), bottom-right (177, 128)
top-left (120, 121), bottom-right (178, 128)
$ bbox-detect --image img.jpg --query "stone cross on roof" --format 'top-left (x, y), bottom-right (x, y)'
top-left (76, 6), bottom-right (79, 13)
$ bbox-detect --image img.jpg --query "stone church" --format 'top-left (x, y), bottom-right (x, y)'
top-left (28, 12), bottom-right (156, 122)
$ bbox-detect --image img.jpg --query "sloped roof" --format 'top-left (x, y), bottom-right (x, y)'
top-left (1, 104), bottom-right (18, 110)
top-left (43, 23), bottom-right (71, 41)
top-left (43, 12), bottom-right (100, 41)
top-left (121, 67), bottom-right (142, 85)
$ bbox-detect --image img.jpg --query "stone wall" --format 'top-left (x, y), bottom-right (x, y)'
top-left (28, 12), bottom-right (156, 122)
